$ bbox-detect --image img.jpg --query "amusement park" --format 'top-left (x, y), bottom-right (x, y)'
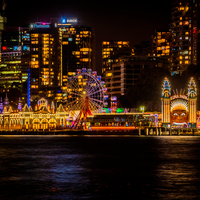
top-left (0, 68), bottom-right (200, 135)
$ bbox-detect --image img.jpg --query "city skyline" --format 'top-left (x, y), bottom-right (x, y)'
top-left (1, 0), bottom-right (173, 73)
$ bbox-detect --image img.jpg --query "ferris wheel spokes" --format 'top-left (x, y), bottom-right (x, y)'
top-left (65, 69), bottom-right (107, 126)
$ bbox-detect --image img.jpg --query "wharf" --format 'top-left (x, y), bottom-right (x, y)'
top-left (0, 127), bottom-right (200, 136)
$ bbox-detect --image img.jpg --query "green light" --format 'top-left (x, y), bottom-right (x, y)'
top-left (116, 108), bottom-right (124, 113)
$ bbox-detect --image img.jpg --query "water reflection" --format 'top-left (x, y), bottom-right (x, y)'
top-left (0, 136), bottom-right (200, 199)
top-left (156, 136), bottom-right (200, 199)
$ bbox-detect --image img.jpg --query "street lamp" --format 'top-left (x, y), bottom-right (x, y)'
top-left (140, 106), bottom-right (145, 113)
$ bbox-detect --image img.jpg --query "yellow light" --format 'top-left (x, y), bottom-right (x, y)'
top-left (106, 73), bottom-right (112, 77)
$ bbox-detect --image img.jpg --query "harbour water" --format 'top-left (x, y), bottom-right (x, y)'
top-left (1, 135), bottom-right (200, 199)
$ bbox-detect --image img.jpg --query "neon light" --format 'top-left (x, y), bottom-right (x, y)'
top-left (32, 23), bottom-right (50, 28)
top-left (62, 19), bottom-right (66, 23)
top-left (67, 19), bottom-right (77, 23)
top-left (27, 68), bottom-right (31, 107)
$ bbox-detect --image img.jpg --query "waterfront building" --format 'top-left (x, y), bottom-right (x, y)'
top-left (171, 0), bottom-right (200, 72)
top-left (0, 97), bottom-right (69, 130)
top-left (161, 77), bottom-right (197, 128)
top-left (87, 112), bottom-right (158, 130)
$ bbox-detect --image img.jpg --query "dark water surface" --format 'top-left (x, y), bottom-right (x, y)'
top-left (0, 135), bottom-right (200, 199)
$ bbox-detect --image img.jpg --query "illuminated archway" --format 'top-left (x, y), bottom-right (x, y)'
top-left (49, 119), bottom-right (57, 129)
top-left (33, 118), bottom-right (40, 129)
top-left (41, 119), bottom-right (48, 129)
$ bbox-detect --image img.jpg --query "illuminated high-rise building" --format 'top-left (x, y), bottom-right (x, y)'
top-left (29, 22), bottom-right (61, 100)
top-left (0, 19), bottom-right (96, 103)
top-left (0, 27), bottom-right (30, 93)
top-left (151, 30), bottom-right (172, 57)
top-left (151, 30), bottom-right (172, 69)
top-left (102, 40), bottom-right (131, 75)
top-left (171, 0), bottom-right (200, 72)
top-left (56, 20), bottom-right (95, 86)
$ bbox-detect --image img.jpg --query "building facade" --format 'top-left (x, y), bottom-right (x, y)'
top-left (0, 27), bottom-right (29, 93)
top-left (102, 40), bottom-right (131, 75)
top-left (171, 0), bottom-right (200, 72)
top-left (0, 98), bottom-right (69, 130)
top-left (151, 29), bottom-right (172, 69)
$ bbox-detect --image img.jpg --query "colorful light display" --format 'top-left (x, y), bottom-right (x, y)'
top-left (161, 77), bottom-right (197, 128)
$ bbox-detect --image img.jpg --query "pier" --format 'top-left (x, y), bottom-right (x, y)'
top-left (0, 127), bottom-right (200, 136)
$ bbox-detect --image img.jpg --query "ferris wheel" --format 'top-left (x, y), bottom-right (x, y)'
top-left (65, 68), bottom-right (108, 122)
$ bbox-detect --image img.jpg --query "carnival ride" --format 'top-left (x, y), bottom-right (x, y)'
top-left (65, 68), bottom-right (108, 128)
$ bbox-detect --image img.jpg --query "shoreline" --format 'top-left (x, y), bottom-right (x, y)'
top-left (0, 128), bottom-right (200, 136)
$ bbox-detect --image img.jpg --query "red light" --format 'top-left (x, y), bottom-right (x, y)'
top-left (2, 46), bottom-right (7, 51)
top-left (90, 126), bottom-right (136, 131)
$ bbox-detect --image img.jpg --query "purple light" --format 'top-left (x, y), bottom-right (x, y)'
top-left (42, 23), bottom-right (46, 25)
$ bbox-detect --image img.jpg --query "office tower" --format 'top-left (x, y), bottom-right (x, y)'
top-left (56, 20), bottom-right (95, 85)
top-left (0, 27), bottom-right (29, 93)
top-left (29, 22), bottom-right (61, 100)
top-left (171, 0), bottom-right (200, 72)
top-left (102, 40), bottom-right (131, 75)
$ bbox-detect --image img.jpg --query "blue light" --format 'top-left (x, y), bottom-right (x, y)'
top-left (62, 19), bottom-right (66, 23)
top-left (23, 46), bottom-right (27, 51)
top-left (27, 69), bottom-right (31, 107)
top-left (68, 38), bottom-right (72, 41)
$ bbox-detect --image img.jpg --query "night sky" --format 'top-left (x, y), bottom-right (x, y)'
top-left (2, 0), bottom-right (174, 73)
